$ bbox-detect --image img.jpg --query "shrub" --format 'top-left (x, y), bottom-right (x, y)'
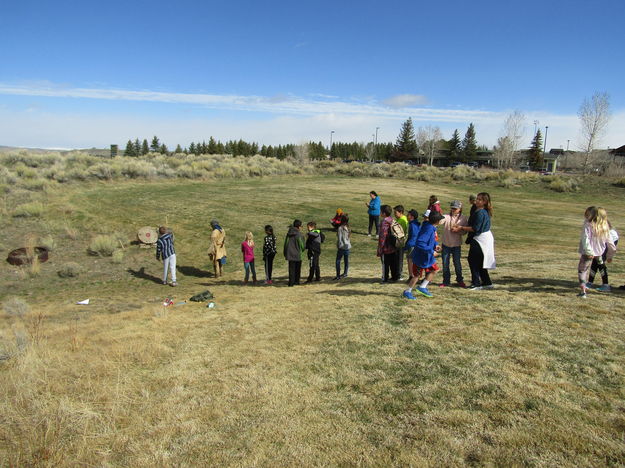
top-left (3, 297), bottom-right (30, 317)
top-left (615, 177), bottom-right (625, 188)
top-left (88, 235), bottom-right (118, 256)
top-left (58, 262), bottom-right (83, 278)
top-left (13, 202), bottom-right (45, 218)
top-left (40, 235), bottom-right (57, 251)
top-left (120, 160), bottom-right (157, 179)
top-left (548, 176), bottom-right (579, 192)
top-left (19, 178), bottom-right (49, 191)
top-left (499, 178), bottom-right (517, 188)
top-left (112, 249), bottom-right (124, 264)
top-left (88, 163), bottom-right (120, 180)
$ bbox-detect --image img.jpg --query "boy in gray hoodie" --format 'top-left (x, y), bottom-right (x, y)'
top-left (283, 219), bottom-right (306, 286)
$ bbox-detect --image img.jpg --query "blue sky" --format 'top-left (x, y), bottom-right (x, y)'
top-left (1, 0), bottom-right (624, 150)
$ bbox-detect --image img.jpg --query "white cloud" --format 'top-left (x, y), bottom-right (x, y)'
top-left (0, 82), bottom-right (623, 150)
top-left (383, 94), bottom-right (429, 108)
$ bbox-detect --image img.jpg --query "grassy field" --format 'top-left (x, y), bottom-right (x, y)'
top-left (1, 174), bottom-right (625, 466)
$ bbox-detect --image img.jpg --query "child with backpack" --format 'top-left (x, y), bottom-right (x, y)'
top-left (335, 215), bottom-right (351, 280)
top-left (377, 205), bottom-right (402, 282)
top-left (305, 221), bottom-right (325, 282)
top-left (394, 205), bottom-right (409, 280)
top-left (403, 211), bottom-right (444, 299)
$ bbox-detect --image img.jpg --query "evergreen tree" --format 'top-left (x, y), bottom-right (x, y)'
top-left (159, 143), bottom-right (168, 155)
top-left (528, 129), bottom-right (544, 170)
top-left (392, 118), bottom-right (417, 161)
top-left (141, 139), bottom-right (149, 155)
top-left (174, 144), bottom-right (183, 153)
top-left (208, 136), bottom-right (218, 154)
top-left (189, 142), bottom-right (196, 154)
top-left (448, 129), bottom-right (461, 160)
top-left (150, 136), bottom-right (160, 152)
top-left (461, 123), bottom-right (478, 162)
top-left (124, 139), bottom-right (135, 157)
top-left (133, 138), bottom-right (141, 157)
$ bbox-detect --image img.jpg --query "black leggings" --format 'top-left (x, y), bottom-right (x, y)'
top-left (468, 240), bottom-right (491, 286)
top-left (368, 215), bottom-right (380, 235)
top-left (264, 254), bottom-right (275, 281)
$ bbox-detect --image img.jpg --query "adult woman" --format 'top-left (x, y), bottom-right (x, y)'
top-left (366, 191), bottom-right (381, 237)
top-left (208, 219), bottom-right (227, 278)
top-left (453, 192), bottom-right (495, 290)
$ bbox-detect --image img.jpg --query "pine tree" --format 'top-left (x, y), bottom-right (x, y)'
top-left (174, 144), bottom-right (183, 154)
top-left (528, 129), bottom-right (543, 170)
top-left (461, 123), bottom-right (478, 162)
top-left (124, 139), bottom-right (135, 157)
top-left (392, 118), bottom-right (417, 161)
top-left (141, 139), bottom-right (149, 155)
top-left (448, 129), bottom-right (461, 161)
top-left (208, 137), bottom-right (218, 154)
top-left (133, 138), bottom-right (141, 157)
top-left (159, 143), bottom-right (168, 155)
top-left (189, 142), bottom-right (196, 154)
top-left (150, 136), bottom-right (160, 152)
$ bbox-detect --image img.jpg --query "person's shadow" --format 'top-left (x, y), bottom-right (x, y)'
top-left (127, 267), bottom-right (162, 284)
top-left (177, 265), bottom-right (212, 278)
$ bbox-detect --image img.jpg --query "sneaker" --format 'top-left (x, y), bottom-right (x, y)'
top-left (402, 290), bottom-right (416, 300)
top-left (340, 273), bottom-right (348, 278)
top-left (457, 281), bottom-right (467, 288)
top-left (333, 276), bottom-right (341, 280)
top-left (162, 281), bottom-right (168, 285)
top-left (367, 234), bottom-right (372, 237)
top-left (415, 287), bottom-right (433, 298)
top-left (596, 284), bottom-right (611, 292)
top-left (170, 282), bottom-right (177, 287)
top-left (585, 282), bottom-right (594, 289)
top-left (578, 291), bottom-right (587, 299)
top-left (468, 284), bottom-right (483, 290)
top-left (482, 284), bottom-right (494, 290)
top-left (439, 283), bottom-right (450, 288)
top-left (374, 235), bottom-right (379, 239)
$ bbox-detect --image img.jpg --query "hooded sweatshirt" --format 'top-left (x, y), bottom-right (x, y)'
top-left (306, 229), bottom-right (322, 254)
top-left (283, 226), bottom-right (305, 261)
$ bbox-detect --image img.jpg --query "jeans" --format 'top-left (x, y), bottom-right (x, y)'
top-left (307, 251), bottom-right (321, 281)
top-left (163, 254), bottom-right (177, 283)
top-left (244, 260), bottom-right (256, 282)
top-left (383, 251), bottom-right (399, 281)
top-left (288, 260), bottom-right (302, 286)
top-left (336, 249), bottom-right (350, 276)
top-left (441, 245), bottom-right (463, 285)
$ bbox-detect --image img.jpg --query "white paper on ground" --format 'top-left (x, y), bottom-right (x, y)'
top-left (76, 299), bottom-right (90, 305)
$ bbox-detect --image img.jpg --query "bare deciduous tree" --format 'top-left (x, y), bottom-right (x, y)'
top-left (493, 110), bottom-right (525, 168)
top-left (416, 125), bottom-right (443, 166)
top-left (578, 92), bottom-right (611, 174)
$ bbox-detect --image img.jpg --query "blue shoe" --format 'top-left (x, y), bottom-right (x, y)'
top-left (585, 282), bottom-right (594, 289)
top-left (402, 290), bottom-right (416, 300)
top-left (596, 284), bottom-right (611, 292)
top-left (416, 287), bottom-right (433, 298)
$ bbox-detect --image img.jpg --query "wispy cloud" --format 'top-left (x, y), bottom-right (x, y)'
top-left (0, 82), bottom-right (496, 124)
top-left (383, 94), bottom-right (429, 108)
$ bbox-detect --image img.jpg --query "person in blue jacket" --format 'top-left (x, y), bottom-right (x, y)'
top-left (366, 191), bottom-right (381, 237)
top-left (403, 211), bottom-right (443, 299)
top-left (403, 209), bottom-right (420, 281)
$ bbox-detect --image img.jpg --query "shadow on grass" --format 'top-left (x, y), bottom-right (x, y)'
top-left (127, 267), bottom-right (162, 284)
top-left (177, 265), bottom-right (213, 278)
top-left (494, 276), bottom-right (625, 295)
top-left (325, 288), bottom-right (390, 297)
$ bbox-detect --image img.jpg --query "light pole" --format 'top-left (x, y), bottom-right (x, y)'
top-left (543, 126), bottom-right (549, 171)
top-left (566, 139), bottom-right (570, 151)
top-left (329, 130), bottom-right (335, 158)
top-left (375, 127), bottom-right (379, 160)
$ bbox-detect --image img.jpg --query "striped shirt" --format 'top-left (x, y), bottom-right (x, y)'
top-left (156, 232), bottom-right (175, 260)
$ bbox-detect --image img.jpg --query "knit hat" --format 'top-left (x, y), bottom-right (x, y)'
top-left (450, 200), bottom-right (462, 209)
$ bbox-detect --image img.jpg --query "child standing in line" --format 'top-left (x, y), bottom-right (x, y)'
top-left (241, 231), bottom-right (257, 285)
top-left (305, 221), bottom-right (324, 283)
top-left (578, 206), bottom-right (616, 298)
top-left (156, 226), bottom-right (177, 287)
top-left (335, 215), bottom-right (351, 280)
top-left (439, 200), bottom-right (468, 288)
top-left (394, 205), bottom-right (409, 280)
top-left (403, 211), bottom-right (444, 299)
top-left (262, 225), bottom-right (277, 285)
top-left (403, 209), bottom-right (420, 281)
top-left (284, 219), bottom-right (306, 287)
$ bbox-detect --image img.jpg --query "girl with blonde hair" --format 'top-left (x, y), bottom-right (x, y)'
top-left (241, 231), bottom-right (257, 284)
top-left (578, 206), bottom-right (616, 298)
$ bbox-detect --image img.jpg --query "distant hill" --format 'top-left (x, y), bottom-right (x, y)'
top-left (0, 145), bottom-right (111, 156)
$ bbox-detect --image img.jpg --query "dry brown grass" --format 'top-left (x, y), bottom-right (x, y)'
top-left (1, 175), bottom-right (624, 466)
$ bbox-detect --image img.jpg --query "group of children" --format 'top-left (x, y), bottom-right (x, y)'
top-left (154, 194), bottom-right (620, 299)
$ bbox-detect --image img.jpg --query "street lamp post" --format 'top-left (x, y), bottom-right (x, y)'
top-left (329, 130), bottom-right (335, 158)
top-left (375, 127), bottom-right (379, 160)
top-left (543, 126), bottom-right (549, 171)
